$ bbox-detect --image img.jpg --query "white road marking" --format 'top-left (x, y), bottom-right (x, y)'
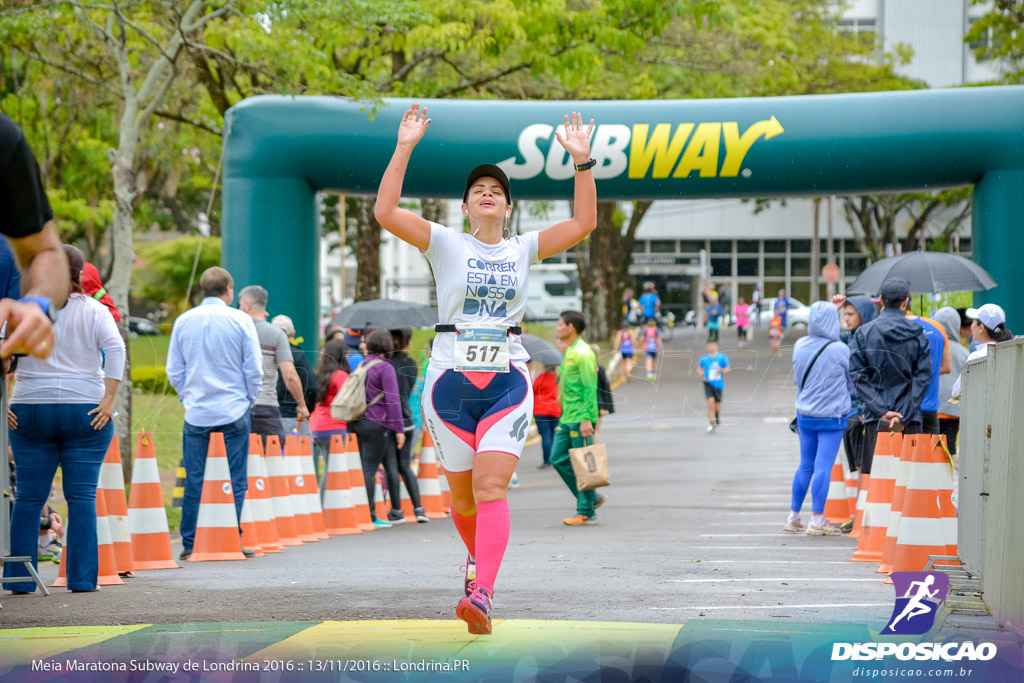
top-left (665, 578), bottom-right (882, 583)
top-left (649, 603), bottom-right (891, 611)
top-left (689, 546), bottom-right (853, 550)
top-left (692, 560), bottom-right (854, 564)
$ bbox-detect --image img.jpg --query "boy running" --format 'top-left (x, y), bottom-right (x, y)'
top-left (698, 339), bottom-right (730, 433)
top-left (639, 317), bottom-right (662, 381)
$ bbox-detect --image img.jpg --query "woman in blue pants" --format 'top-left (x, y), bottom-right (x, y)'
top-left (785, 301), bottom-right (853, 536)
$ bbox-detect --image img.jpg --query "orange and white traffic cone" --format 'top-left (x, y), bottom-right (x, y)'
top-left (187, 432), bottom-right (246, 562)
top-left (824, 451), bottom-right (850, 524)
top-left (51, 494), bottom-right (125, 587)
top-left (265, 435), bottom-right (302, 546)
top-left (852, 430), bottom-right (900, 563)
top-left (849, 472), bottom-right (870, 540)
top-left (890, 433), bottom-right (951, 573)
top-left (298, 436), bottom-right (329, 539)
top-left (247, 435), bottom-right (282, 553)
top-left (878, 434), bottom-right (916, 574)
top-left (321, 434), bottom-right (362, 535)
top-left (417, 429), bottom-right (447, 518)
top-left (284, 435), bottom-right (319, 542)
top-left (931, 435), bottom-right (959, 564)
top-left (239, 436), bottom-right (269, 557)
top-left (346, 434), bottom-right (375, 530)
top-left (127, 432), bottom-right (179, 570)
top-left (99, 436), bottom-right (135, 577)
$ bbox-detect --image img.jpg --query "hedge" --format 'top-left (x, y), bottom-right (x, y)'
top-left (131, 365), bottom-right (176, 395)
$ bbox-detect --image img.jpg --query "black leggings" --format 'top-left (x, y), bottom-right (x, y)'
top-left (349, 419), bottom-right (397, 521)
top-left (384, 428), bottom-right (422, 511)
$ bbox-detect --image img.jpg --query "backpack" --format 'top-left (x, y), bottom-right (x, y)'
top-left (330, 358), bottom-right (385, 422)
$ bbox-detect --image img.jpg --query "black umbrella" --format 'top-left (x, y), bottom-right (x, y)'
top-left (847, 251), bottom-right (997, 295)
top-left (330, 299), bottom-right (438, 330)
top-left (520, 334), bottom-right (562, 366)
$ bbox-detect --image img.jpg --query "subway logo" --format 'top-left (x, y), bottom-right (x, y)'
top-left (500, 117), bottom-right (784, 181)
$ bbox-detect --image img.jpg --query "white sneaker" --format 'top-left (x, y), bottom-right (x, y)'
top-left (806, 521), bottom-right (843, 536)
top-left (783, 518), bottom-right (804, 533)
top-left (508, 473), bottom-right (519, 489)
top-left (706, 422), bottom-right (715, 434)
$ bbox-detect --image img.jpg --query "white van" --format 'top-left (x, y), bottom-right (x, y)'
top-left (525, 269), bottom-right (582, 322)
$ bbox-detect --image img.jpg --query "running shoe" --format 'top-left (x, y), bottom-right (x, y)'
top-left (456, 587), bottom-right (493, 635)
top-left (461, 554), bottom-right (477, 596)
top-left (387, 509), bottom-right (406, 524)
top-left (839, 516), bottom-right (854, 534)
top-left (707, 422), bottom-right (715, 434)
top-left (783, 518), bottom-right (804, 533)
top-left (371, 518), bottom-right (393, 529)
top-left (38, 539), bottom-right (62, 563)
top-left (563, 514), bottom-right (598, 526)
top-left (806, 521), bottom-right (843, 536)
top-left (414, 506), bottom-right (430, 523)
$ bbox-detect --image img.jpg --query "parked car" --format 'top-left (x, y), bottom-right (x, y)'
top-left (757, 297), bottom-right (811, 328)
top-left (128, 316), bottom-right (160, 336)
top-left (524, 270), bottom-right (581, 322)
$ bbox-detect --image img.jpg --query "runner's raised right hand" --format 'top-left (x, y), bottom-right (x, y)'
top-left (396, 103), bottom-right (430, 150)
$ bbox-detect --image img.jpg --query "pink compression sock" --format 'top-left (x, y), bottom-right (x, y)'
top-left (451, 508), bottom-right (477, 559)
top-left (474, 499), bottom-right (511, 595)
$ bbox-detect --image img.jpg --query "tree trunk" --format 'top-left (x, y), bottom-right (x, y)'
top-left (421, 198), bottom-right (446, 224)
top-left (576, 201), bottom-right (652, 343)
top-left (353, 197), bottom-right (382, 302)
top-left (107, 120), bottom-right (140, 481)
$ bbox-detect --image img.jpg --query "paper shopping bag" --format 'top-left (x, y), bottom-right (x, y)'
top-left (569, 441), bottom-right (610, 491)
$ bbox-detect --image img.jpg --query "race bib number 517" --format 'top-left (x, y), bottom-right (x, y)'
top-left (454, 325), bottom-right (510, 373)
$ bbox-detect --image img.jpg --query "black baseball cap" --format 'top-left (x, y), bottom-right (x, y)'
top-left (879, 277), bottom-right (911, 302)
top-left (464, 164), bottom-right (511, 204)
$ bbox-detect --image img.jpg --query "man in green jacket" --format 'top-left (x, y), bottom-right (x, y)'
top-left (550, 310), bottom-right (606, 526)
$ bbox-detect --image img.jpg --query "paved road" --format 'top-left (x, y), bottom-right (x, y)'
top-left (2, 323), bottom-right (894, 631)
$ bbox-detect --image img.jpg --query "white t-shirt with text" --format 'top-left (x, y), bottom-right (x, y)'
top-left (423, 222), bottom-right (540, 368)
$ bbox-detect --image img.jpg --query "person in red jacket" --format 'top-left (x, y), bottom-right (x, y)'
top-left (81, 262), bottom-right (120, 322)
top-left (531, 363), bottom-right (561, 469)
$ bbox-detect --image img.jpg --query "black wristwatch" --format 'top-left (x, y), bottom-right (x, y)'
top-left (19, 296), bottom-right (57, 324)
top-left (574, 158), bottom-right (597, 172)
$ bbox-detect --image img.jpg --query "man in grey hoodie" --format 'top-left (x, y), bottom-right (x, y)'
top-left (931, 306), bottom-right (970, 455)
top-left (848, 278), bottom-right (933, 473)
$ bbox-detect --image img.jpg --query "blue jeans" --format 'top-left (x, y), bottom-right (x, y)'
top-left (3, 403), bottom-right (113, 592)
top-left (535, 414), bottom-right (559, 465)
top-left (791, 415), bottom-right (846, 515)
top-left (180, 412), bottom-right (251, 552)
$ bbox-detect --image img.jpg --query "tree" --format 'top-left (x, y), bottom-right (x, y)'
top-left (133, 236), bottom-right (222, 316)
top-left (966, 0), bottom-right (1024, 83)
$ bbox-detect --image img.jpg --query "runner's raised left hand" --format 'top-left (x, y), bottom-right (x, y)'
top-left (553, 112), bottom-right (595, 165)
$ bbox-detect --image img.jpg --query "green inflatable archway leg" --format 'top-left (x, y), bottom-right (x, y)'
top-left (972, 169), bottom-right (1024, 329)
top-left (222, 177), bottom-right (320, 349)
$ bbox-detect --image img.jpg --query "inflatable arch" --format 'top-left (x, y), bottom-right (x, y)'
top-left (223, 88), bottom-right (1024, 345)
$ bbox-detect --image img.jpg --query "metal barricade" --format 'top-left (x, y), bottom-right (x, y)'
top-left (958, 338), bottom-right (1024, 634)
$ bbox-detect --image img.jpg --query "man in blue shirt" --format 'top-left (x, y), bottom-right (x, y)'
top-left (907, 312), bottom-right (951, 435)
top-left (638, 282), bottom-right (660, 323)
top-left (166, 267), bottom-right (263, 560)
top-left (698, 339), bottom-right (730, 433)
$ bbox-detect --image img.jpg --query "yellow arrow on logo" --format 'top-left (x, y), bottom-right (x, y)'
top-left (720, 116), bottom-right (785, 177)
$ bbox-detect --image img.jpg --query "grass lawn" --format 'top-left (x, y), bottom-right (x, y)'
top-left (130, 334), bottom-right (171, 368)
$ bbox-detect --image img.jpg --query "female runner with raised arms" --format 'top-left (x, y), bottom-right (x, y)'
top-left (374, 104), bottom-right (597, 634)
